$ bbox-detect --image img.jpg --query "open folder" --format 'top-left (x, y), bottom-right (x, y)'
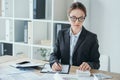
top-left (40, 63), bottom-right (70, 74)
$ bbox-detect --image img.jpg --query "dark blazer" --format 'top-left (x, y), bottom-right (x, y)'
top-left (49, 27), bottom-right (100, 69)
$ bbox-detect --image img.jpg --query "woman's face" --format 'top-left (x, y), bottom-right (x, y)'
top-left (68, 8), bottom-right (85, 30)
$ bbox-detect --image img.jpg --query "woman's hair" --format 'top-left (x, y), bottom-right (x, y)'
top-left (68, 2), bottom-right (87, 17)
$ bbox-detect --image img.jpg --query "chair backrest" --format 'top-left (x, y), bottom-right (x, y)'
top-left (99, 55), bottom-right (109, 71)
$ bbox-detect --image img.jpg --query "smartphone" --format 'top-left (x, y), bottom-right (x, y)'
top-left (16, 61), bottom-right (30, 65)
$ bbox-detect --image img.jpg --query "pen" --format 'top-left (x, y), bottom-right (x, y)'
top-left (56, 62), bottom-right (62, 71)
top-left (56, 62), bottom-right (60, 67)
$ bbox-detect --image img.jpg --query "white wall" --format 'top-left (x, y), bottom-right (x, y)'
top-left (90, 0), bottom-right (120, 73)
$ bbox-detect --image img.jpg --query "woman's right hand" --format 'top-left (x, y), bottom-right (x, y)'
top-left (52, 62), bottom-right (62, 71)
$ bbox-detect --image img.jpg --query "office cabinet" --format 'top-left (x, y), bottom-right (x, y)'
top-left (0, 0), bottom-right (90, 60)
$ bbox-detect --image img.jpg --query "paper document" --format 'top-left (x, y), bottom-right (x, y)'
top-left (0, 72), bottom-right (41, 80)
top-left (39, 73), bottom-right (77, 80)
top-left (0, 67), bottom-right (26, 75)
top-left (93, 73), bottom-right (112, 80)
top-left (61, 74), bottom-right (93, 80)
top-left (39, 73), bottom-right (93, 80)
top-left (39, 74), bottom-right (55, 80)
top-left (54, 73), bottom-right (64, 80)
top-left (41, 63), bottom-right (70, 74)
top-left (76, 69), bottom-right (91, 77)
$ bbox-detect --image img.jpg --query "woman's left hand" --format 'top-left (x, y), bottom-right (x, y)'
top-left (78, 62), bottom-right (91, 71)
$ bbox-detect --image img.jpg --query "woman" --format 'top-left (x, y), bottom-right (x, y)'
top-left (49, 2), bottom-right (100, 71)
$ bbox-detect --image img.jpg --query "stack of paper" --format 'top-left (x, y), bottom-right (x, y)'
top-left (76, 69), bottom-right (91, 77)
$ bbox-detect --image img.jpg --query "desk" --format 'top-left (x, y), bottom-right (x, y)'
top-left (0, 55), bottom-right (120, 80)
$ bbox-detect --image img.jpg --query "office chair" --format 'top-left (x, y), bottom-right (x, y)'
top-left (99, 54), bottom-right (109, 71)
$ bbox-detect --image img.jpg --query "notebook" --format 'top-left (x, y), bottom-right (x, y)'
top-left (40, 63), bottom-right (70, 74)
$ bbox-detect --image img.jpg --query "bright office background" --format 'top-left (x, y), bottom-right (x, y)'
top-left (84, 0), bottom-right (120, 73)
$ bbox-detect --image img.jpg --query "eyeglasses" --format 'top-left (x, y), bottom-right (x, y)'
top-left (69, 16), bottom-right (85, 22)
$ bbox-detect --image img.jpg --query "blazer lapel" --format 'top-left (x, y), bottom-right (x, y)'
top-left (73, 27), bottom-right (87, 54)
top-left (64, 29), bottom-right (70, 63)
top-left (64, 28), bottom-right (70, 47)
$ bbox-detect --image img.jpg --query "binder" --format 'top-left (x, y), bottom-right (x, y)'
top-left (3, 43), bottom-right (12, 55)
top-left (54, 23), bottom-right (70, 45)
top-left (36, 0), bottom-right (45, 19)
top-left (28, 21), bottom-right (33, 44)
top-left (0, 42), bottom-right (3, 56)
top-left (1, 0), bottom-right (5, 17)
top-left (29, 0), bottom-right (33, 19)
top-left (5, 19), bottom-right (10, 41)
top-left (33, 0), bottom-right (46, 19)
top-left (24, 22), bottom-right (28, 43)
top-left (0, 0), bottom-right (2, 16)
top-left (55, 23), bottom-right (70, 38)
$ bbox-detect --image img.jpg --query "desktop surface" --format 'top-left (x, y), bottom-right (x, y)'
top-left (0, 55), bottom-right (120, 80)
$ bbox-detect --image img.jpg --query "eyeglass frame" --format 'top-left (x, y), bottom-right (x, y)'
top-left (69, 16), bottom-right (86, 22)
